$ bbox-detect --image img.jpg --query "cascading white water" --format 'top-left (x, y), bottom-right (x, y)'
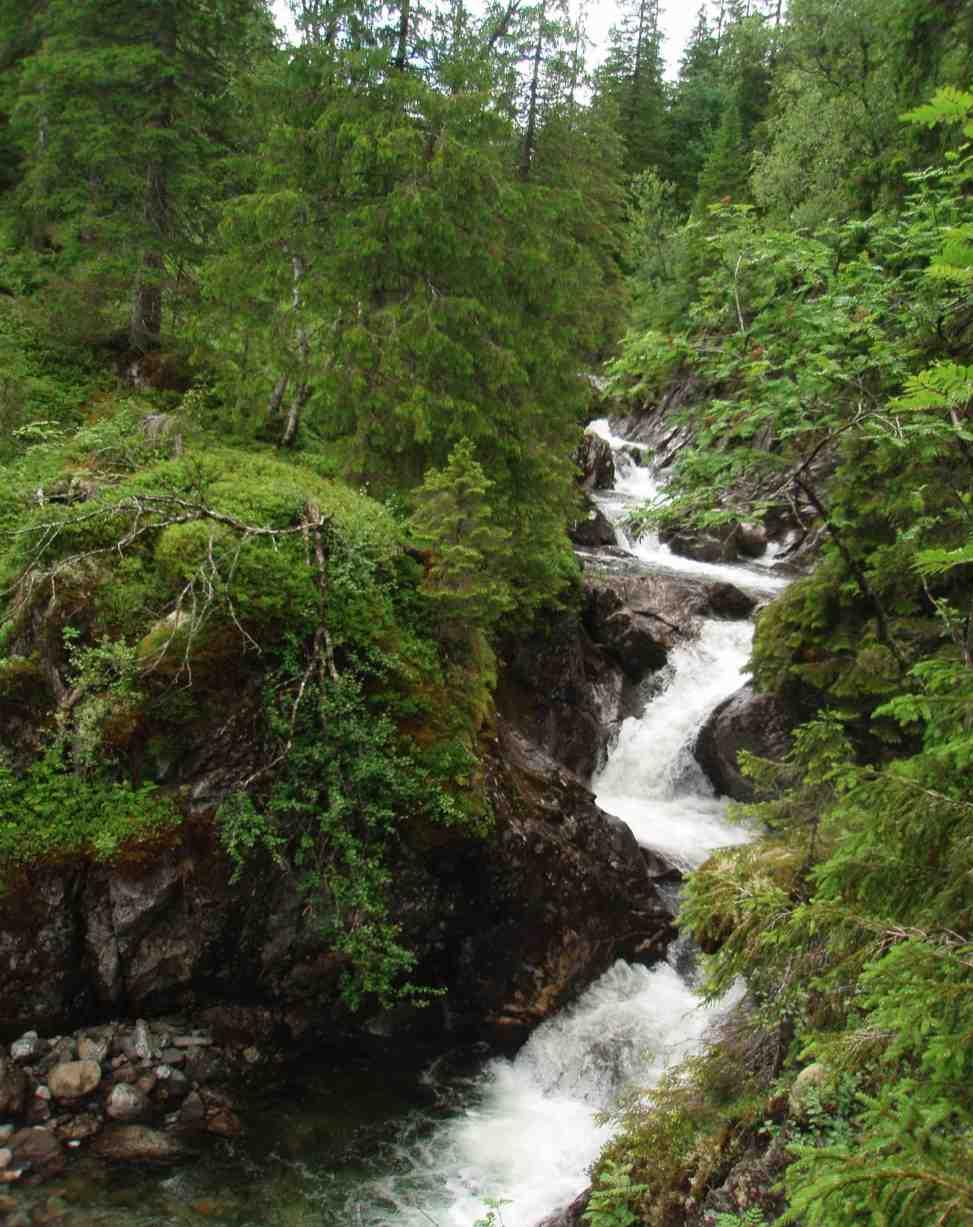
top-left (352, 419), bottom-right (779, 1227)
top-left (586, 419), bottom-right (790, 595)
top-left (358, 636), bottom-right (755, 1227)
top-left (360, 963), bottom-right (736, 1227)
top-left (594, 619), bottom-right (753, 871)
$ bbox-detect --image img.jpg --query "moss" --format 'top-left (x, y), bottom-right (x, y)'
top-left (0, 745), bottom-right (180, 878)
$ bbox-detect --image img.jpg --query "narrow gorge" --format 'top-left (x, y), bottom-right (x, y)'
top-left (1, 415), bottom-right (797, 1227)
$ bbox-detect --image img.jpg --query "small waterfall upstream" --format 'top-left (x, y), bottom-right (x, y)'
top-left (350, 422), bottom-right (791, 1227)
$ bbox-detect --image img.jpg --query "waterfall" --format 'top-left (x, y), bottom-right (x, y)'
top-left (586, 418), bottom-right (790, 595)
top-left (347, 419), bottom-right (786, 1227)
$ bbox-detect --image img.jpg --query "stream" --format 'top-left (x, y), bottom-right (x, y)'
top-left (14, 421), bottom-right (789, 1227)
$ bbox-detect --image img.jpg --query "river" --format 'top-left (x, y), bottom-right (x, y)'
top-left (18, 421), bottom-right (788, 1227)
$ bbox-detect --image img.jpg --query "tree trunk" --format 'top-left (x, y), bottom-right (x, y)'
top-left (395, 0), bottom-right (411, 69)
top-left (130, 163), bottom-right (167, 352)
top-left (519, 4), bottom-right (545, 181)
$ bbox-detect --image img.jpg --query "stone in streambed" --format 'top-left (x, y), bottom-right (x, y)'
top-left (90, 1125), bottom-right (186, 1164)
top-left (54, 1114), bottom-right (101, 1142)
top-left (77, 1034), bottom-right (111, 1065)
top-left (9, 1129), bottom-right (65, 1179)
top-left (694, 684), bottom-right (799, 802)
top-left (47, 1062), bottom-right (101, 1102)
top-left (29, 1195), bottom-right (68, 1225)
top-left (105, 1084), bottom-right (147, 1122)
top-left (9, 1034), bottom-right (44, 1065)
top-left (0, 1058), bottom-right (28, 1117)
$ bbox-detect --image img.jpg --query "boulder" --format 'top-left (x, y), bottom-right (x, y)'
top-left (736, 521), bottom-right (768, 558)
top-left (9, 1034), bottom-right (44, 1065)
top-left (789, 1062), bottom-right (831, 1119)
top-left (583, 571), bottom-right (756, 681)
top-left (77, 1033), bottom-right (111, 1065)
top-left (0, 871), bottom-right (86, 1029)
top-left (47, 1062), bottom-right (101, 1102)
top-left (693, 684), bottom-right (798, 802)
top-left (0, 1059), bottom-right (28, 1117)
top-left (535, 1189), bottom-right (590, 1227)
top-left (569, 501), bottom-right (617, 549)
top-left (575, 431), bottom-right (615, 492)
top-left (90, 1125), bottom-right (186, 1164)
top-left (53, 1113), bottom-right (101, 1142)
top-left (455, 722), bottom-right (674, 1044)
top-left (496, 612), bottom-right (628, 783)
top-left (8, 1129), bottom-right (64, 1179)
top-left (105, 1083), bottom-right (148, 1122)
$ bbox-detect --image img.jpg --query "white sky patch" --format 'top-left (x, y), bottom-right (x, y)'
top-left (271, 1), bottom-right (697, 79)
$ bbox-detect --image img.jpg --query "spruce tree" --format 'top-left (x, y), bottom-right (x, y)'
top-left (10, 0), bottom-right (272, 351)
top-left (594, 0), bottom-right (669, 176)
top-left (409, 438), bottom-right (513, 633)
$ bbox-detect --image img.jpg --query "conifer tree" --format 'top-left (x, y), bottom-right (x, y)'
top-left (409, 438), bottom-right (513, 633)
top-left (594, 0), bottom-right (669, 176)
top-left (9, 0), bottom-right (273, 351)
top-left (665, 6), bottom-right (723, 203)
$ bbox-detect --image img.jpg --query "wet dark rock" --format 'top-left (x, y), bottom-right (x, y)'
top-left (24, 1092), bottom-right (51, 1127)
top-left (583, 571), bottom-right (755, 680)
top-left (696, 1135), bottom-right (791, 1227)
top-left (90, 1125), bottom-right (186, 1164)
top-left (736, 521), bottom-right (768, 558)
top-left (694, 684), bottom-right (799, 802)
top-left (576, 430), bottom-right (615, 492)
top-left (463, 722), bottom-right (674, 1044)
top-left (0, 1059), bottom-right (28, 1117)
top-left (176, 1092), bottom-right (206, 1130)
top-left (568, 501), bottom-right (616, 549)
top-left (496, 611), bottom-right (629, 784)
top-left (8, 1129), bottom-right (65, 1180)
top-left (662, 522), bottom-right (739, 564)
top-left (204, 1107), bottom-right (242, 1138)
top-left (0, 873), bottom-right (85, 1030)
top-left (535, 1188), bottom-right (590, 1227)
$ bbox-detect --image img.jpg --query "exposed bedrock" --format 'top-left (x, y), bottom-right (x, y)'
top-left (575, 430), bottom-right (615, 493)
top-left (583, 571), bottom-right (757, 679)
top-left (0, 566), bottom-right (757, 1049)
top-left (0, 732), bottom-right (673, 1049)
top-left (693, 683), bottom-right (800, 801)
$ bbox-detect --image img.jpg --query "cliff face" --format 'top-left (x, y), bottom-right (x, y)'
top-left (0, 722), bottom-right (671, 1046)
top-left (0, 552), bottom-right (768, 1046)
top-left (0, 582), bottom-right (687, 1044)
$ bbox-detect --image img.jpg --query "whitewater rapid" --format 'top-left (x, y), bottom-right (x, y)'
top-left (350, 416), bottom-right (775, 1227)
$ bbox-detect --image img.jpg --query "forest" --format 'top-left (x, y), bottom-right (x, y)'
top-left (0, 0), bottom-right (972, 1224)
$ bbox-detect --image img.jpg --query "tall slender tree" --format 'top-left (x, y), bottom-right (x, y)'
top-left (10, 0), bottom-right (273, 351)
top-left (594, 0), bottom-right (668, 175)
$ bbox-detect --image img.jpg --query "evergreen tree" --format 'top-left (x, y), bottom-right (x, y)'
top-left (201, 11), bottom-right (622, 614)
top-left (593, 0), bottom-right (669, 176)
top-left (409, 438), bottom-right (513, 633)
top-left (665, 6), bottom-right (723, 204)
top-left (692, 7), bottom-right (772, 210)
top-left (9, 0), bottom-right (273, 351)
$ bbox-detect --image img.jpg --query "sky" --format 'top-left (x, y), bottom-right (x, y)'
top-left (272, 2), bottom-right (699, 80)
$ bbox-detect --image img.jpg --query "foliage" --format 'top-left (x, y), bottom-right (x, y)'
top-left (409, 438), bottom-right (514, 634)
top-left (592, 84), bottom-right (973, 1227)
top-left (582, 1160), bottom-right (649, 1227)
top-left (0, 745), bottom-right (178, 873)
